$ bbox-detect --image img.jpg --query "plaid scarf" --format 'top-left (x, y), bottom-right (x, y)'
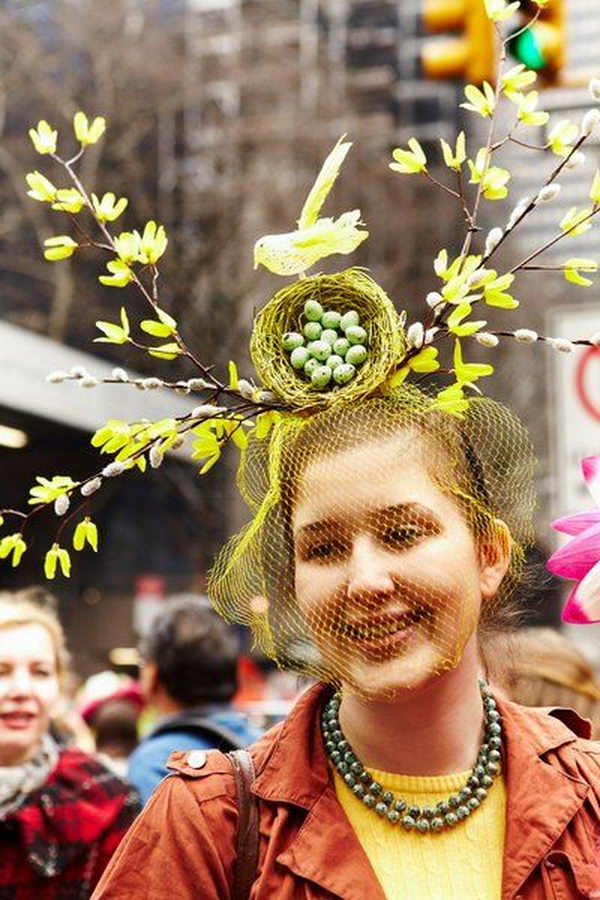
top-left (0, 733), bottom-right (59, 819)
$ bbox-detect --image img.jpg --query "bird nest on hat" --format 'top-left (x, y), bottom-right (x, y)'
top-left (250, 267), bottom-right (405, 411)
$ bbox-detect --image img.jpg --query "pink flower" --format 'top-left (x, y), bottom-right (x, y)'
top-left (547, 457), bottom-right (600, 624)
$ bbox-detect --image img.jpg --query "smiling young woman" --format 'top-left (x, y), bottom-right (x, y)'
top-left (94, 392), bottom-right (600, 900)
top-left (0, 592), bottom-right (140, 898)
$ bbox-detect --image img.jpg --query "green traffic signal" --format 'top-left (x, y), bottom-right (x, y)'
top-left (508, 28), bottom-right (547, 71)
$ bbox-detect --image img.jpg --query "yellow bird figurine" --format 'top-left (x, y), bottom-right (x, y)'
top-left (253, 136), bottom-right (369, 276)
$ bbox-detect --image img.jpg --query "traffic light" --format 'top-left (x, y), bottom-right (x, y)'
top-left (421, 0), bottom-right (496, 85)
top-left (507, 0), bottom-right (564, 82)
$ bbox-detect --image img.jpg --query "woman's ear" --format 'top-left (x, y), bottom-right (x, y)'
top-left (479, 519), bottom-right (512, 600)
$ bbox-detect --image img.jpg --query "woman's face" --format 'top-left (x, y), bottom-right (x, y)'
top-left (293, 434), bottom-right (505, 699)
top-left (0, 624), bottom-right (61, 764)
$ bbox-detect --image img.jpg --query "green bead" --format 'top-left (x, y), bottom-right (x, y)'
top-left (431, 817), bottom-right (445, 832)
top-left (474, 765), bottom-right (485, 780)
top-left (345, 344), bottom-right (367, 366)
top-left (488, 737), bottom-right (502, 750)
top-left (343, 751), bottom-right (355, 764)
top-left (303, 321), bottom-right (322, 341)
top-left (353, 784), bottom-right (365, 799)
top-left (488, 722), bottom-right (502, 736)
top-left (467, 775), bottom-right (480, 789)
top-left (459, 787), bottom-right (472, 803)
top-left (488, 709), bottom-right (500, 722)
top-left (394, 799), bottom-right (407, 813)
top-left (340, 310), bottom-right (360, 331)
top-left (422, 806), bottom-right (436, 819)
top-left (449, 795), bottom-right (461, 809)
top-left (387, 810), bottom-right (400, 825)
top-left (330, 750), bottom-right (341, 763)
top-left (409, 806), bottom-right (421, 819)
top-left (475, 787), bottom-right (487, 802)
top-left (325, 740), bottom-right (335, 752)
top-left (345, 324), bottom-right (367, 345)
top-left (467, 797), bottom-right (480, 811)
top-left (369, 782), bottom-right (382, 796)
top-left (333, 337), bottom-right (350, 357)
top-left (416, 819), bottom-right (430, 833)
top-left (321, 329), bottom-right (338, 346)
top-left (304, 299), bottom-right (323, 322)
top-left (436, 801), bottom-right (450, 816)
top-left (333, 363), bottom-right (356, 385)
top-left (310, 366), bottom-right (332, 389)
top-left (482, 775), bottom-right (494, 788)
top-left (344, 773), bottom-right (356, 787)
top-left (444, 812), bottom-right (458, 827)
top-left (303, 358), bottom-right (320, 377)
top-left (375, 802), bottom-right (388, 817)
top-left (486, 761), bottom-right (500, 776)
top-left (362, 794), bottom-right (375, 808)
top-left (350, 761), bottom-right (363, 775)
top-left (337, 762), bottom-right (349, 775)
top-left (307, 340), bottom-right (331, 361)
top-left (489, 749), bottom-right (501, 763)
top-left (402, 815), bottom-right (415, 830)
top-left (456, 805), bottom-right (470, 820)
top-left (382, 791), bottom-right (394, 806)
top-left (290, 347), bottom-right (310, 369)
top-left (282, 331), bottom-right (304, 351)
top-left (322, 310), bottom-right (341, 330)
top-left (360, 771), bottom-right (372, 784)
top-left (326, 354), bottom-right (345, 370)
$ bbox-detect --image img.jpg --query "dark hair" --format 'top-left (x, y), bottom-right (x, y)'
top-left (140, 596), bottom-right (240, 706)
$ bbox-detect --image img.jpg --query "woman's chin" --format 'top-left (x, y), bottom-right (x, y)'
top-left (336, 643), bottom-right (454, 701)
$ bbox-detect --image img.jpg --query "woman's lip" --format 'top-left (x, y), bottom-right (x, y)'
top-left (353, 620), bottom-right (418, 660)
top-left (0, 712), bottom-right (36, 729)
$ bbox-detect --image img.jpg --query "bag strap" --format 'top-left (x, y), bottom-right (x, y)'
top-left (228, 748), bottom-right (259, 900)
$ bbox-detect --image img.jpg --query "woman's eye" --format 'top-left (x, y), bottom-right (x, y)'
top-left (305, 541), bottom-right (345, 561)
top-left (381, 527), bottom-right (422, 547)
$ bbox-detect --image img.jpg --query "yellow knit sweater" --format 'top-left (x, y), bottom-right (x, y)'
top-left (333, 766), bottom-right (506, 899)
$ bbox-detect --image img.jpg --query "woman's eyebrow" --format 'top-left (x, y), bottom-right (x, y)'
top-left (294, 517), bottom-right (338, 540)
top-left (371, 502), bottom-right (440, 521)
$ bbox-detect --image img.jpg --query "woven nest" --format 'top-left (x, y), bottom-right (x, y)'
top-left (250, 268), bottom-right (405, 410)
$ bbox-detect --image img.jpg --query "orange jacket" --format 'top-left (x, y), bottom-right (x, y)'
top-left (94, 683), bottom-right (600, 899)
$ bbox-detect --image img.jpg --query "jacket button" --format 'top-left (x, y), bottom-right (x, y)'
top-left (187, 750), bottom-right (207, 769)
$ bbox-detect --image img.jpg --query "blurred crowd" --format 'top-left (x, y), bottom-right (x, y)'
top-left (1, 586), bottom-right (599, 897)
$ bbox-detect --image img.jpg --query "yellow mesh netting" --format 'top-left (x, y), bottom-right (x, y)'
top-left (208, 385), bottom-right (537, 700)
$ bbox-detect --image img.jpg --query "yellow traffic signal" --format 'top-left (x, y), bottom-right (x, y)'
top-left (507, 0), bottom-right (565, 82)
top-left (421, 0), bottom-right (495, 85)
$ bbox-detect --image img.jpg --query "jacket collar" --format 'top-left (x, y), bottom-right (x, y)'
top-left (253, 684), bottom-right (594, 899)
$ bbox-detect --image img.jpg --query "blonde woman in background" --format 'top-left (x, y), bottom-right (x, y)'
top-left (0, 591), bottom-right (140, 897)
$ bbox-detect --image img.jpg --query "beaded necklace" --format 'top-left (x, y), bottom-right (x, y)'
top-left (322, 680), bottom-right (502, 834)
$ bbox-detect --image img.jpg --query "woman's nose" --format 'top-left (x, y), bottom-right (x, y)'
top-left (5, 667), bottom-right (33, 697)
top-left (346, 534), bottom-right (395, 601)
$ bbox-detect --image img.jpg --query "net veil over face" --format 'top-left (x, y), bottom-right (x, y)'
top-left (208, 387), bottom-right (536, 700)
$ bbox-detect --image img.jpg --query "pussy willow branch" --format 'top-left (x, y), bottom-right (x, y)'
top-left (510, 203), bottom-right (600, 273)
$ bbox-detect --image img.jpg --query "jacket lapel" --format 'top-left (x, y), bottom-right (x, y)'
top-left (499, 700), bottom-right (591, 899)
top-left (277, 784), bottom-right (388, 900)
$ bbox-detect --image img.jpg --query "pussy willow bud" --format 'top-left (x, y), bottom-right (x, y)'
top-left (237, 379), bottom-right (255, 400)
top-left (70, 365), bottom-right (87, 377)
top-left (187, 378), bottom-right (211, 391)
top-left (565, 151), bottom-right (585, 170)
top-left (589, 78), bottom-right (600, 102)
top-left (54, 494), bottom-right (70, 516)
top-left (141, 378), bottom-right (162, 389)
top-left (46, 371), bottom-right (69, 383)
top-left (581, 108), bottom-right (600, 137)
top-left (171, 435), bottom-right (185, 451)
top-left (507, 196), bottom-right (532, 230)
top-left (149, 446), bottom-right (164, 469)
top-left (467, 269), bottom-right (493, 289)
top-left (111, 367), bottom-right (128, 382)
top-left (536, 184), bottom-right (561, 203)
top-left (406, 322), bottom-right (425, 349)
top-left (591, 332), bottom-right (600, 347)
top-left (424, 328), bottom-right (438, 345)
top-left (550, 337), bottom-right (574, 353)
top-left (258, 390), bottom-right (277, 404)
top-left (191, 405), bottom-right (222, 419)
top-left (426, 292), bottom-right (443, 309)
top-left (81, 477), bottom-right (102, 497)
top-left (475, 332), bottom-right (499, 348)
top-left (484, 228), bottom-right (503, 257)
top-left (102, 461), bottom-right (125, 478)
top-left (514, 329), bottom-right (538, 343)
top-left (80, 375), bottom-right (99, 388)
